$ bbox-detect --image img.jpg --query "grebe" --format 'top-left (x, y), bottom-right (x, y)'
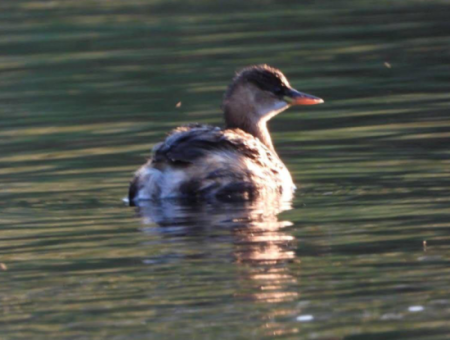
top-left (129, 65), bottom-right (323, 204)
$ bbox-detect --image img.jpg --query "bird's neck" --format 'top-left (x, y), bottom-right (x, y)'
top-left (223, 84), bottom-right (288, 153)
top-left (225, 110), bottom-right (275, 153)
top-left (244, 119), bottom-right (275, 152)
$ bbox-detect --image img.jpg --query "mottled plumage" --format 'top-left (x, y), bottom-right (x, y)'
top-left (128, 65), bottom-right (323, 205)
top-left (129, 124), bottom-right (293, 202)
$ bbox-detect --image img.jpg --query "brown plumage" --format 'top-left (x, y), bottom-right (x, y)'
top-left (128, 65), bottom-right (323, 205)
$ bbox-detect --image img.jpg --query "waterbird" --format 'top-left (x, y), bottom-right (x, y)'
top-left (129, 65), bottom-right (323, 205)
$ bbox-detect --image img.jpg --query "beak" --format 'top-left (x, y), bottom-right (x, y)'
top-left (283, 88), bottom-right (324, 105)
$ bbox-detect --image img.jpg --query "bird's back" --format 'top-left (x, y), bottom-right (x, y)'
top-left (128, 124), bottom-right (294, 204)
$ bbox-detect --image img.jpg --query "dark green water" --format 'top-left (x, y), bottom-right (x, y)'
top-left (1, 0), bottom-right (450, 339)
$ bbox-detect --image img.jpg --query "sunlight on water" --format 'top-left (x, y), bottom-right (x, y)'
top-left (1, 0), bottom-right (450, 339)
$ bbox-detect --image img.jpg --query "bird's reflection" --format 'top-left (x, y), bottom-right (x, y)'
top-left (136, 198), bottom-right (300, 335)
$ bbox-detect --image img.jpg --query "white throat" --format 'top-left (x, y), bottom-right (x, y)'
top-left (256, 100), bottom-right (289, 122)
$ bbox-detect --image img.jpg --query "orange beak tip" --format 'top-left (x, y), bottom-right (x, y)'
top-left (285, 89), bottom-right (324, 106)
top-left (291, 97), bottom-right (324, 106)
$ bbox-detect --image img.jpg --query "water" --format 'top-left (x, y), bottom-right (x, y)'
top-left (1, 0), bottom-right (450, 339)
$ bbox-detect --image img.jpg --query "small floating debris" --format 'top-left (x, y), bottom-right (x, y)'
top-left (423, 240), bottom-right (427, 252)
top-left (176, 101), bottom-right (182, 108)
top-left (296, 315), bottom-right (314, 322)
top-left (384, 62), bottom-right (392, 68)
top-left (408, 306), bottom-right (424, 312)
top-left (0, 263), bottom-right (7, 271)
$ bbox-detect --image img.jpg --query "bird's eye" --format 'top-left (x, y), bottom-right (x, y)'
top-left (273, 86), bottom-right (284, 96)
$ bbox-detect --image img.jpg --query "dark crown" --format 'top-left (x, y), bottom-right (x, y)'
top-left (225, 65), bottom-right (290, 99)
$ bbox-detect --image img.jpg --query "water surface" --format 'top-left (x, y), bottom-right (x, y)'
top-left (1, 1), bottom-right (450, 339)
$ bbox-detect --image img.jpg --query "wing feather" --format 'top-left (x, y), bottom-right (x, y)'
top-left (153, 124), bottom-right (264, 165)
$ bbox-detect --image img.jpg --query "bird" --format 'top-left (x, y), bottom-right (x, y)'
top-left (128, 65), bottom-right (323, 205)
